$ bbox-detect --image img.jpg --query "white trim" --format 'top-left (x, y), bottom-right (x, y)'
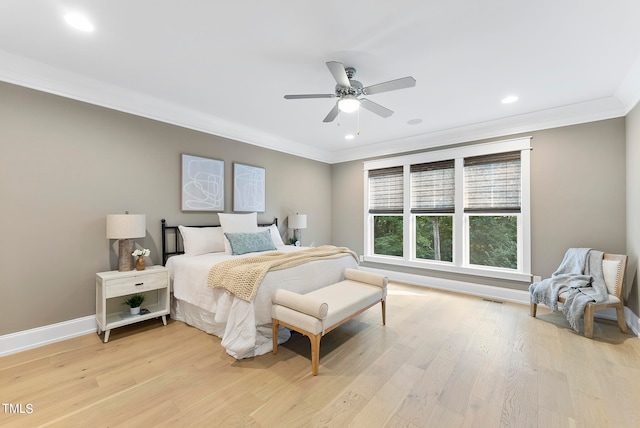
top-left (615, 52), bottom-right (640, 115)
top-left (363, 137), bottom-right (532, 279)
top-left (0, 297), bottom-right (636, 358)
top-left (332, 97), bottom-right (625, 164)
top-left (0, 316), bottom-right (96, 357)
top-left (363, 136), bottom-right (532, 171)
top-left (360, 266), bottom-right (530, 304)
top-left (363, 255), bottom-right (532, 282)
top-left (0, 51), bottom-right (631, 165)
top-left (364, 265), bottom-right (640, 339)
top-left (626, 307), bottom-right (640, 338)
top-left (596, 307), bottom-right (640, 338)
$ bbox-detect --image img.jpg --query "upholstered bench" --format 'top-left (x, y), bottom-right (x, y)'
top-left (271, 268), bottom-right (388, 376)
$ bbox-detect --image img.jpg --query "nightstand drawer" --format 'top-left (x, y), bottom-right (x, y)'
top-left (105, 271), bottom-right (167, 298)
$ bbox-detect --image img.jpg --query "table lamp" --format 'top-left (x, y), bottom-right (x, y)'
top-left (106, 213), bottom-right (146, 271)
top-left (288, 213), bottom-right (307, 246)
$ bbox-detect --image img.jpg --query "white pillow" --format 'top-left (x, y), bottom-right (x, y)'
top-left (259, 224), bottom-right (285, 246)
top-left (602, 259), bottom-right (621, 296)
top-left (218, 212), bottom-right (258, 254)
top-left (178, 226), bottom-right (225, 256)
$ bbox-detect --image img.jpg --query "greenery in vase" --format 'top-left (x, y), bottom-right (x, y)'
top-left (123, 293), bottom-right (145, 308)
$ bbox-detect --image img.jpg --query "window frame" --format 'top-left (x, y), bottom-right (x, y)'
top-left (363, 137), bottom-right (531, 282)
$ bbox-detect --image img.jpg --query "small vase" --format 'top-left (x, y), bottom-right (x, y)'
top-left (130, 306), bottom-right (140, 315)
top-left (135, 256), bottom-right (146, 271)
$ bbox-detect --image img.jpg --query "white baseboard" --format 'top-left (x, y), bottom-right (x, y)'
top-left (361, 266), bottom-right (531, 305)
top-left (0, 316), bottom-right (96, 357)
top-left (2, 273), bottom-right (639, 357)
top-left (362, 266), bottom-right (640, 338)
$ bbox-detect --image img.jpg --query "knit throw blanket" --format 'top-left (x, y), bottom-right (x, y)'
top-left (207, 245), bottom-right (359, 302)
top-left (529, 248), bottom-right (607, 331)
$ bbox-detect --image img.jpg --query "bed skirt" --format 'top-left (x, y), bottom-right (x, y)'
top-left (170, 296), bottom-right (291, 357)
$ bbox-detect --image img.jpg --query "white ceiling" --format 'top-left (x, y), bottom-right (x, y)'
top-left (2, 1), bottom-right (640, 164)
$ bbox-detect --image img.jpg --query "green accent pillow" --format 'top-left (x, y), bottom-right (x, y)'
top-left (224, 229), bottom-right (276, 255)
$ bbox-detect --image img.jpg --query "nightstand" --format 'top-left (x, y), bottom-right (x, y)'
top-left (95, 266), bottom-right (170, 343)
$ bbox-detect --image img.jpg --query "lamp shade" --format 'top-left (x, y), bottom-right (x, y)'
top-left (106, 214), bottom-right (146, 239)
top-left (288, 214), bottom-right (307, 229)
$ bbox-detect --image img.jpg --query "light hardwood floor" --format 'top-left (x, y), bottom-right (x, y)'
top-left (2, 283), bottom-right (640, 428)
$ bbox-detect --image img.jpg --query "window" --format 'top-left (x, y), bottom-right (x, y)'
top-left (411, 161), bottom-right (454, 262)
top-left (464, 152), bottom-right (520, 269)
top-left (364, 137), bottom-right (531, 281)
top-left (368, 167), bottom-right (403, 257)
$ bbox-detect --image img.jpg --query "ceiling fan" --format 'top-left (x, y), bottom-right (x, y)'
top-left (284, 61), bottom-right (416, 123)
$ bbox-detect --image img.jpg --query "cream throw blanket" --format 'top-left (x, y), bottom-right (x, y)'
top-left (207, 245), bottom-right (359, 302)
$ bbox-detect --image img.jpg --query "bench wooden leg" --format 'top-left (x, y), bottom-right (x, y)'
top-left (272, 319), bottom-right (279, 354)
top-left (381, 298), bottom-right (386, 326)
top-left (310, 333), bottom-right (321, 376)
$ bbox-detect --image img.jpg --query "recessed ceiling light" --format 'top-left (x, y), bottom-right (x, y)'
top-left (502, 95), bottom-right (518, 104)
top-left (345, 134), bottom-right (355, 140)
top-left (64, 13), bottom-right (94, 32)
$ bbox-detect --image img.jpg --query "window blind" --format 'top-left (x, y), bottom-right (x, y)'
top-left (464, 151), bottom-right (521, 212)
top-left (368, 166), bottom-right (403, 213)
top-left (410, 160), bottom-right (455, 213)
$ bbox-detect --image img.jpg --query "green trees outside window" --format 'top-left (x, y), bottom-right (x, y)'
top-left (468, 216), bottom-right (517, 269)
top-left (373, 216), bottom-right (403, 256)
top-left (416, 216), bottom-right (453, 261)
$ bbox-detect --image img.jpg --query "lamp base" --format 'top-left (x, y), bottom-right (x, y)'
top-left (117, 239), bottom-right (134, 271)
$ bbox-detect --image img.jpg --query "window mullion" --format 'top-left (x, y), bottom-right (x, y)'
top-left (521, 148), bottom-right (531, 273)
top-left (454, 158), bottom-right (465, 267)
top-left (403, 164), bottom-right (411, 260)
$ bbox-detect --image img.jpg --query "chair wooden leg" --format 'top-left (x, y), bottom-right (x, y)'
top-left (530, 298), bottom-right (537, 317)
top-left (272, 319), bottom-right (279, 354)
top-left (616, 303), bottom-right (628, 333)
top-left (309, 333), bottom-right (322, 376)
top-left (381, 298), bottom-right (386, 326)
top-left (584, 304), bottom-right (595, 339)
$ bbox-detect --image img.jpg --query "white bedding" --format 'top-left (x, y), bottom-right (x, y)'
top-left (166, 245), bottom-right (358, 358)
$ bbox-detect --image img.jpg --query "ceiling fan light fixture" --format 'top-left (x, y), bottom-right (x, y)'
top-left (338, 95), bottom-right (360, 113)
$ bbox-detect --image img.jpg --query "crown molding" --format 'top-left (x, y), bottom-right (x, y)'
top-left (615, 52), bottom-right (640, 115)
top-left (0, 50), bottom-right (634, 165)
top-left (0, 51), bottom-right (332, 162)
top-left (328, 96), bottom-right (627, 163)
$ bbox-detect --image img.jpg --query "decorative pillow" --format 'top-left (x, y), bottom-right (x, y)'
top-left (224, 229), bottom-right (276, 255)
top-left (258, 224), bottom-right (285, 246)
top-left (602, 259), bottom-right (621, 296)
top-left (218, 212), bottom-right (258, 253)
top-left (178, 226), bottom-right (225, 256)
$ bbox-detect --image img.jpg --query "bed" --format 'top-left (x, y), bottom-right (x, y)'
top-left (161, 213), bottom-right (359, 359)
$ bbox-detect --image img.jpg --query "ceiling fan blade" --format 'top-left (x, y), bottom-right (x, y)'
top-left (323, 104), bottom-right (340, 123)
top-left (360, 98), bottom-right (393, 118)
top-left (284, 94), bottom-right (335, 99)
top-left (326, 61), bottom-right (351, 88)
top-left (363, 76), bottom-right (416, 96)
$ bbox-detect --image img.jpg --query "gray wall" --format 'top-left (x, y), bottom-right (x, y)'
top-left (331, 119), bottom-right (627, 290)
top-left (0, 79), bottom-right (633, 336)
top-left (0, 82), bottom-right (332, 335)
top-left (626, 102), bottom-right (640, 315)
